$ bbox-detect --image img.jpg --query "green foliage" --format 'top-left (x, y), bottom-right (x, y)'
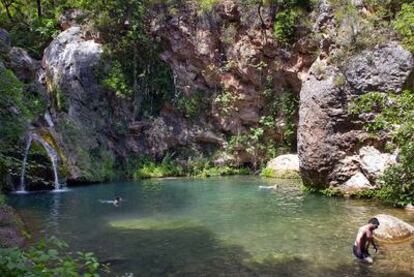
top-left (273, 9), bottom-right (300, 44)
top-left (260, 168), bottom-right (300, 179)
top-left (89, 147), bottom-right (118, 182)
top-left (351, 90), bottom-right (414, 206)
top-left (214, 90), bottom-right (240, 116)
top-left (133, 154), bottom-right (184, 179)
top-left (0, 1), bottom-right (63, 58)
top-left (133, 154), bottom-right (249, 179)
top-left (394, 3), bottom-right (414, 52)
top-left (187, 158), bottom-right (250, 177)
top-left (102, 61), bottom-right (131, 98)
top-left (0, 237), bottom-right (104, 276)
top-left (175, 90), bottom-right (207, 119)
top-left (84, 0), bottom-right (175, 118)
top-left (0, 62), bottom-right (46, 191)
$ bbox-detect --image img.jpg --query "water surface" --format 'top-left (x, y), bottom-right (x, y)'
top-left (8, 177), bottom-right (414, 276)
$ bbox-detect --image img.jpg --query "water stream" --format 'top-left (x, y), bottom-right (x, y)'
top-left (18, 132), bottom-right (61, 192)
top-left (8, 177), bottom-right (414, 276)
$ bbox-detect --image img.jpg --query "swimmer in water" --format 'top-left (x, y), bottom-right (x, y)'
top-left (353, 217), bottom-right (380, 263)
top-left (113, 196), bottom-right (122, 207)
top-left (99, 196), bottom-right (123, 207)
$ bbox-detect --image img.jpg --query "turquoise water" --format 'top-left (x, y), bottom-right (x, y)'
top-left (8, 177), bottom-right (414, 276)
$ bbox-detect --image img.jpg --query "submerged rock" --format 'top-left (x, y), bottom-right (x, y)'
top-left (264, 154), bottom-right (300, 179)
top-left (374, 214), bottom-right (414, 243)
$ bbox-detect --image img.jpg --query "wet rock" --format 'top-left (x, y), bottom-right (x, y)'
top-left (374, 214), bottom-right (414, 243)
top-left (0, 28), bottom-right (11, 53)
top-left (345, 43), bottom-right (414, 93)
top-left (42, 26), bottom-right (107, 181)
top-left (264, 154), bottom-right (300, 179)
top-left (8, 47), bottom-right (40, 82)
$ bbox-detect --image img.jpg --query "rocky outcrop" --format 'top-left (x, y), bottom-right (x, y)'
top-left (150, 0), bottom-right (317, 166)
top-left (263, 154), bottom-right (300, 178)
top-left (374, 214), bottom-right (414, 243)
top-left (345, 43), bottom-right (414, 93)
top-left (0, 205), bottom-right (25, 248)
top-left (298, 42), bottom-right (413, 191)
top-left (0, 28), bottom-right (11, 53)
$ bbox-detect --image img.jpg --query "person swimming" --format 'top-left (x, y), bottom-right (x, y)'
top-left (353, 217), bottom-right (380, 263)
top-left (99, 196), bottom-right (123, 207)
top-left (113, 196), bottom-right (122, 207)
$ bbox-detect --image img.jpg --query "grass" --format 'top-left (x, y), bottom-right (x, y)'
top-left (260, 168), bottom-right (301, 179)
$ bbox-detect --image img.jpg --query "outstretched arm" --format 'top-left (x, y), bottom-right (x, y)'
top-left (369, 238), bottom-right (378, 252)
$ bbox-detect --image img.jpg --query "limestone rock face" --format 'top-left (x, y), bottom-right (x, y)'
top-left (345, 43), bottom-right (414, 93)
top-left (374, 214), bottom-right (414, 243)
top-left (267, 154), bottom-right (299, 171)
top-left (358, 146), bottom-right (396, 180)
top-left (299, 42), bottom-right (414, 190)
top-left (42, 26), bottom-right (108, 181)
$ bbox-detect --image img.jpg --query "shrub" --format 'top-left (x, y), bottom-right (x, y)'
top-left (0, 237), bottom-right (105, 276)
top-left (350, 90), bottom-right (414, 206)
top-left (394, 3), bottom-right (414, 52)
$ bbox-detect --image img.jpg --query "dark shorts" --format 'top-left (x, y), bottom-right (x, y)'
top-left (353, 245), bottom-right (370, 259)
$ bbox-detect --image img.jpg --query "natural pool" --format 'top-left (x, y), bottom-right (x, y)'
top-left (8, 176), bottom-right (414, 276)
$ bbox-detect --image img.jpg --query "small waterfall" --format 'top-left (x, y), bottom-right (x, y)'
top-left (18, 132), bottom-right (62, 192)
top-left (18, 135), bottom-right (33, 192)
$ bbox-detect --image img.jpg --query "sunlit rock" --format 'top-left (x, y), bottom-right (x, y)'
top-left (263, 154), bottom-right (300, 179)
top-left (374, 214), bottom-right (414, 243)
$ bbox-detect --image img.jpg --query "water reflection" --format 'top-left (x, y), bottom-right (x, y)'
top-left (7, 177), bottom-right (414, 276)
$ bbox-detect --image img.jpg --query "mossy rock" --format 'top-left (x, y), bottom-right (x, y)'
top-left (261, 168), bottom-right (301, 179)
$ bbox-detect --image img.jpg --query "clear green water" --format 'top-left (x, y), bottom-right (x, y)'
top-left (8, 177), bottom-right (414, 276)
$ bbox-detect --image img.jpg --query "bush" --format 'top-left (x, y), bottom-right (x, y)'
top-left (350, 90), bottom-right (414, 206)
top-left (0, 237), bottom-right (105, 276)
top-left (133, 155), bottom-right (184, 179)
top-left (394, 3), bottom-right (414, 52)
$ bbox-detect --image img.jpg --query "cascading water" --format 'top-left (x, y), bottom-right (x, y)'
top-left (17, 135), bottom-right (33, 193)
top-left (18, 132), bottom-right (62, 192)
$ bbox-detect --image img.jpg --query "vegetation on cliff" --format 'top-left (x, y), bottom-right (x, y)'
top-left (350, 90), bottom-right (414, 207)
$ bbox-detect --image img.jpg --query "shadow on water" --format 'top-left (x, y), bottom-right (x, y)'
top-left (97, 224), bottom-right (411, 277)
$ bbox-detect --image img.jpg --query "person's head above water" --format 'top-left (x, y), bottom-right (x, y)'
top-left (115, 196), bottom-right (122, 201)
top-left (368, 217), bottom-right (380, 230)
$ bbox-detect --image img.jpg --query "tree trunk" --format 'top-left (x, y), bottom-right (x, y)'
top-left (36, 0), bottom-right (42, 17)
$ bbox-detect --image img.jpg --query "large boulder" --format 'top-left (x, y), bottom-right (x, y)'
top-left (263, 154), bottom-right (300, 179)
top-left (345, 43), bottom-right (414, 93)
top-left (42, 26), bottom-right (107, 181)
top-left (374, 214), bottom-right (414, 243)
top-left (358, 146), bottom-right (396, 180)
top-left (299, 42), bottom-right (414, 190)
